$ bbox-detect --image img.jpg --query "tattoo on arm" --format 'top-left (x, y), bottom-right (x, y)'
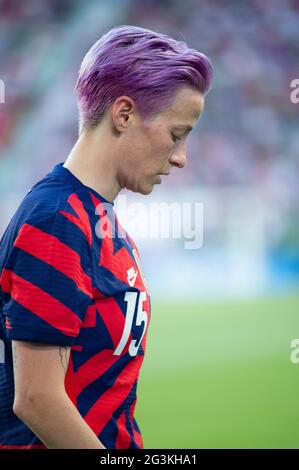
top-left (59, 347), bottom-right (69, 374)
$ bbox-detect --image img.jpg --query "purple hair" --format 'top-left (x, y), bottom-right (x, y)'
top-left (76, 25), bottom-right (213, 133)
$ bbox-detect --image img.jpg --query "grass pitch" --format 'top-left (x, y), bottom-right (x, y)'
top-left (136, 294), bottom-right (299, 448)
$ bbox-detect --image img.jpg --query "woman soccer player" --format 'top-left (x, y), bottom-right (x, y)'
top-left (0, 25), bottom-right (212, 449)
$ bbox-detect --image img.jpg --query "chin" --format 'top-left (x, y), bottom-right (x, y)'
top-left (125, 177), bottom-right (156, 195)
top-left (129, 183), bottom-right (154, 195)
top-left (136, 185), bottom-right (154, 195)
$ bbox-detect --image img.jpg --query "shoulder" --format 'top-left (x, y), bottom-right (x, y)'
top-left (1, 187), bottom-right (93, 265)
top-left (14, 171), bottom-right (93, 237)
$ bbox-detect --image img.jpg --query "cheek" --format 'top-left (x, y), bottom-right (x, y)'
top-left (156, 142), bottom-right (173, 166)
top-left (150, 131), bottom-right (173, 160)
top-left (146, 146), bottom-right (170, 171)
top-left (135, 123), bottom-right (173, 169)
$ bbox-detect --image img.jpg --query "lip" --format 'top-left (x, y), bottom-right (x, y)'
top-left (156, 173), bottom-right (170, 183)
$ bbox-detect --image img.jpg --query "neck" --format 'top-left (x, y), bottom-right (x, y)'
top-left (63, 128), bottom-right (121, 203)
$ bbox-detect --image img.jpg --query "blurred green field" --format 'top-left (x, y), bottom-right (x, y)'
top-left (136, 294), bottom-right (299, 448)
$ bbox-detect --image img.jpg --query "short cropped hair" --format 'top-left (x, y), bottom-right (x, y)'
top-left (76, 25), bottom-right (213, 134)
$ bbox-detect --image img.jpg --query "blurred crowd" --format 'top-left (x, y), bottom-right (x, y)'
top-left (0, 0), bottom-right (298, 283)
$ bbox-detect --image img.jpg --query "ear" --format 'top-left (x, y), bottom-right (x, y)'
top-left (112, 96), bottom-right (135, 132)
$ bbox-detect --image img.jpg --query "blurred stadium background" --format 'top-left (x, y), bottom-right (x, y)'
top-left (0, 0), bottom-right (299, 448)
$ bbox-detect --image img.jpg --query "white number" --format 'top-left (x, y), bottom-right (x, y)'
top-left (113, 291), bottom-right (148, 357)
top-left (129, 291), bottom-right (147, 356)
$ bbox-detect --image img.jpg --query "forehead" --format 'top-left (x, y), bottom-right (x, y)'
top-left (161, 86), bottom-right (204, 124)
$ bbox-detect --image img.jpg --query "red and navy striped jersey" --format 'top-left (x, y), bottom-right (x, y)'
top-left (0, 162), bottom-right (151, 449)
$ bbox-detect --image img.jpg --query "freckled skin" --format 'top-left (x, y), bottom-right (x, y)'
top-left (63, 86), bottom-right (205, 202)
top-left (116, 87), bottom-right (205, 195)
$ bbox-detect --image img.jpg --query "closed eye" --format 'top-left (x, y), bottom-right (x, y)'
top-left (171, 133), bottom-right (181, 144)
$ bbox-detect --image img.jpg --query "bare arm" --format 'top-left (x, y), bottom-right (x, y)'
top-left (12, 340), bottom-right (105, 449)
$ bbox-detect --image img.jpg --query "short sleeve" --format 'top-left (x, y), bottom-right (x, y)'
top-left (0, 209), bottom-right (93, 346)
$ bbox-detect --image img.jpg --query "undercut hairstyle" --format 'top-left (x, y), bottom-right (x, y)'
top-left (76, 25), bottom-right (213, 134)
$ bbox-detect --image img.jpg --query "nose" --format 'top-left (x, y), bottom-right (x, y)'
top-left (169, 143), bottom-right (187, 169)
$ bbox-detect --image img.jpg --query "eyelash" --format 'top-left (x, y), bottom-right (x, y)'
top-left (171, 134), bottom-right (181, 143)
